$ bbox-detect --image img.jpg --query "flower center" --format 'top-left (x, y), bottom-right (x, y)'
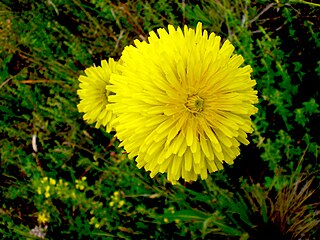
top-left (185, 95), bottom-right (204, 113)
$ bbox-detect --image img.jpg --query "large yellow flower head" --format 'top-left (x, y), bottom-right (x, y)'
top-left (77, 59), bottom-right (118, 132)
top-left (108, 22), bottom-right (258, 183)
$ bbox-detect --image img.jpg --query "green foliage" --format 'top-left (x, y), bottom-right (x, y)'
top-left (1, 0), bottom-right (319, 239)
top-left (295, 98), bottom-right (319, 127)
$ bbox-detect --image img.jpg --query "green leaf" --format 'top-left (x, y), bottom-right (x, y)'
top-left (203, 215), bottom-right (244, 237)
top-left (163, 209), bottom-right (209, 222)
top-left (295, 108), bottom-right (307, 126)
top-left (303, 98), bottom-right (319, 114)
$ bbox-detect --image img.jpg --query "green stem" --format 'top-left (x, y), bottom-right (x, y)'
top-left (290, 0), bottom-right (320, 7)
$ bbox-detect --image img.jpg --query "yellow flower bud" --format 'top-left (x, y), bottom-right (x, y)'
top-left (49, 178), bottom-right (56, 185)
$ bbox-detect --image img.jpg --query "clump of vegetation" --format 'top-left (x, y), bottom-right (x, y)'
top-left (1, 0), bottom-right (319, 239)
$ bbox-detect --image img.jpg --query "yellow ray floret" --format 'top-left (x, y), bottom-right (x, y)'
top-left (107, 22), bottom-right (258, 183)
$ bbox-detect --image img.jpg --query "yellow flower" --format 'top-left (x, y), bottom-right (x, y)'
top-left (107, 22), bottom-right (258, 183)
top-left (37, 211), bottom-right (50, 224)
top-left (41, 177), bottom-right (48, 184)
top-left (75, 177), bottom-right (87, 190)
top-left (45, 186), bottom-right (50, 198)
top-left (49, 178), bottom-right (56, 185)
top-left (109, 191), bottom-right (125, 208)
top-left (118, 200), bottom-right (125, 208)
top-left (77, 59), bottom-right (118, 132)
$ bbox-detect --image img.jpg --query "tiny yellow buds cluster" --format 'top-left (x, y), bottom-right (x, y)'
top-left (109, 191), bottom-right (125, 208)
top-left (34, 176), bottom-right (86, 200)
top-left (40, 177), bottom-right (48, 184)
top-left (38, 177), bottom-right (57, 198)
top-left (75, 176), bottom-right (87, 191)
top-left (88, 210), bottom-right (108, 229)
top-left (89, 217), bottom-right (101, 228)
top-left (34, 176), bottom-right (109, 232)
top-left (45, 186), bottom-right (50, 198)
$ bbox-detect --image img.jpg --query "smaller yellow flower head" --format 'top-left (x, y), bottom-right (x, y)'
top-left (77, 59), bottom-right (118, 132)
top-left (38, 211), bottom-right (50, 225)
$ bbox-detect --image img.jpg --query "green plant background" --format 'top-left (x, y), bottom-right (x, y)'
top-left (0, 0), bottom-right (319, 239)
